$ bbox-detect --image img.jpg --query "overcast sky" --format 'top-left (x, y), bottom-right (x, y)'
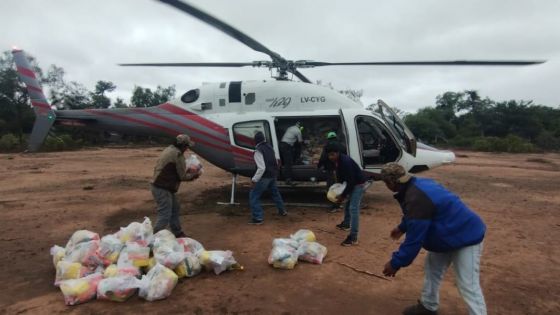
top-left (1, 0), bottom-right (559, 112)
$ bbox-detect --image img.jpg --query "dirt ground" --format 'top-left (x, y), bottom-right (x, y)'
top-left (0, 147), bottom-right (559, 315)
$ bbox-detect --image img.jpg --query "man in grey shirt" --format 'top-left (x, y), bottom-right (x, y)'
top-left (280, 122), bottom-right (303, 185)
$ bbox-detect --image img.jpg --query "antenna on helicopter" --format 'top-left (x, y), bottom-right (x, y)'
top-left (119, 0), bottom-right (545, 83)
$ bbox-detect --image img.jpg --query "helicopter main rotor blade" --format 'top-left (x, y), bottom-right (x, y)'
top-left (302, 60), bottom-right (545, 67)
top-left (157, 0), bottom-right (285, 63)
top-left (290, 69), bottom-right (311, 83)
top-left (119, 62), bottom-right (254, 67)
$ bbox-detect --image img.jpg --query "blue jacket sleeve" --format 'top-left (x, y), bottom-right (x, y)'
top-left (390, 218), bottom-right (431, 269)
top-left (398, 216), bottom-right (407, 233)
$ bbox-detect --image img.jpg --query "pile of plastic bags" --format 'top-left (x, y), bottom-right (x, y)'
top-left (268, 229), bottom-right (328, 270)
top-left (49, 217), bottom-right (242, 306)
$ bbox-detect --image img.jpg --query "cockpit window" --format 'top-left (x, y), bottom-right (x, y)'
top-left (181, 89), bottom-right (199, 103)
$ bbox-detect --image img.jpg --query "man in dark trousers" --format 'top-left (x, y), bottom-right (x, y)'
top-left (326, 143), bottom-right (366, 246)
top-left (380, 162), bottom-right (487, 315)
top-left (151, 134), bottom-right (200, 237)
top-left (249, 131), bottom-right (287, 225)
top-left (280, 122), bottom-right (303, 185)
top-left (317, 131), bottom-right (347, 212)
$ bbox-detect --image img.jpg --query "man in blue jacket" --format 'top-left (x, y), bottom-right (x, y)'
top-left (380, 162), bottom-right (487, 315)
top-left (326, 143), bottom-right (367, 246)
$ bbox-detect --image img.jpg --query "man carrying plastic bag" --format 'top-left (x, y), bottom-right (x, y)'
top-left (325, 143), bottom-right (368, 246)
top-left (151, 134), bottom-right (201, 237)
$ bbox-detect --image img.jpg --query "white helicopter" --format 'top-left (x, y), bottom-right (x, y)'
top-left (13, 0), bottom-right (543, 202)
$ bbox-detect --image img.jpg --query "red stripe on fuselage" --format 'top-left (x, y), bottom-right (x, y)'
top-left (84, 109), bottom-right (179, 135)
top-left (159, 103), bottom-right (227, 136)
top-left (17, 66), bottom-right (36, 79)
top-left (132, 108), bottom-right (229, 146)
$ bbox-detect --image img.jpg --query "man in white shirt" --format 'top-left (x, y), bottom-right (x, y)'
top-left (280, 122), bottom-right (303, 185)
top-left (249, 131), bottom-right (287, 225)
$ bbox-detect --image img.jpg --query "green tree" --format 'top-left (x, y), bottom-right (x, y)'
top-left (131, 85), bottom-right (176, 107)
top-left (114, 97), bottom-right (127, 108)
top-left (90, 80), bottom-right (116, 109)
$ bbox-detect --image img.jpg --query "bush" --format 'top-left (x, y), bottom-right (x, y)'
top-left (0, 133), bottom-right (21, 151)
top-left (471, 135), bottom-right (534, 153)
top-left (535, 131), bottom-right (560, 151)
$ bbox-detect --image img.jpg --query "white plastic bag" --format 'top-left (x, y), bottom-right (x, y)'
top-left (272, 238), bottom-right (300, 250)
top-left (63, 240), bottom-right (102, 267)
top-left (290, 229), bottom-right (316, 243)
top-left (65, 230), bottom-right (100, 251)
top-left (50, 245), bottom-right (66, 268)
top-left (297, 241), bottom-right (328, 264)
top-left (59, 273), bottom-right (103, 306)
top-left (153, 230), bottom-right (187, 269)
top-left (138, 263), bottom-right (178, 301)
top-left (118, 242), bottom-right (150, 268)
top-left (185, 154), bottom-right (203, 174)
top-left (199, 250), bottom-right (242, 275)
top-left (268, 246), bottom-right (298, 270)
top-left (174, 252), bottom-right (202, 278)
top-left (97, 276), bottom-right (140, 302)
top-left (55, 261), bottom-right (88, 286)
top-left (117, 217), bottom-right (153, 246)
top-left (177, 237), bottom-right (205, 256)
top-left (104, 264), bottom-right (141, 278)
top-left (97, 234), bottom-right (124, 266)
top-left (327, 182), bottom-right (347, 203)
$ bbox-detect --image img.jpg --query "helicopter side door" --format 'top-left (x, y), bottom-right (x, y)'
top-left (376, 99), bottom-right (417, 157)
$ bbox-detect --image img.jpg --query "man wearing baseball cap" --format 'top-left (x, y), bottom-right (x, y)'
top-left (151, 134), bottom-right (200, 237)
top-left (380, 162), bottom-right (487, 315)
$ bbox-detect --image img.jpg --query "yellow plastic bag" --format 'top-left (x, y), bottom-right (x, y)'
top-left (290, 229), bottom-right (316, 243)
top-left (55, 261), bottom-right (87, 286)
top-left (59, 273), bottom-right (103, 306)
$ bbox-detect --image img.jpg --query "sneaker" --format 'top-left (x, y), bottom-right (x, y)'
top-left (278, 210), bottom-right (288, 216)
top-left (248, 219), bottom-right (263, 225)
top-left (402, 301), bottom-right (437, 315)
top-left (336, 222), bottom-right (350, 231)
top-left (174, 231), bottom-right (187, 238)
top-left (341, 235), bottom-right (358, 246)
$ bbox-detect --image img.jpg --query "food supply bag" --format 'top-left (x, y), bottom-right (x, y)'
top-left (55, 261), bottom-right (88, 286)
top-left (297, 241), bottom-right (328, 264)
top-left (138, 263), bottom-right (178, 301)
top-left (97, 234), bottom-right (124, 266)
top-left (174, 252), bottom-right (202, 278)
top-left (97, 276), bottom-right (140, 302)
top-left (199, 250), bottom-right (242, 275)
top-left (185, 154), bottom-right (203, 174)
top-left (59, 273), bottom-right (103, 306)
top-left (104, 264), bottom-right (140, 278)
top-left (117, 217), bottom-right (153, 246)
top-left (327, 182), bottom-right (347, 203)
top-left (272, 238), bottom-right (300, 250)
top-left (153, 230), bottom-right (187, 269)
top-left (290, 229), bottom-right (316, 243)
top-left (65, 230), bottom-right (100, 251)
top-left (50, 245), bottom-right (66, 268)
top-left (176, 237), bottom-right (205, 256)
top-left (63, 240), bottom-right (102, 267)
top-left (268, 246), bottom-right (298, 270)
top-left (118, 242), bottom-right (150, 268)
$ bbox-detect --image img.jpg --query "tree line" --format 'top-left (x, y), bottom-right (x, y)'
top-left (1, 50), bottom-right (559, 152)
top-left (0, 50), bottom-right (176, 150)
top-left (402, 91), bottom-right (560, 152)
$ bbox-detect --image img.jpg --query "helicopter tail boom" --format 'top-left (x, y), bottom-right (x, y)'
top-left (12, 49), bottom-right (56, 152)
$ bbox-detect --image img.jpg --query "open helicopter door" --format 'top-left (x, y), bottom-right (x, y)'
top-left (376, 100), bottom-right (417, 157)
top-left (338, 108), bottom-right (358, 160)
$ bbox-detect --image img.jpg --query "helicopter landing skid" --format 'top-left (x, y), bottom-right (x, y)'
top-left (216, 173), bottom-right (240, 206)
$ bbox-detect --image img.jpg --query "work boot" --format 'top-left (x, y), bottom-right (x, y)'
top-left (402, 301), bottom-right (437, 315)
top-left (278, 210), bottom-right (288, 216)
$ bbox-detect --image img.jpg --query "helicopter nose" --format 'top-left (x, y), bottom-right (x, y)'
top-left (443, 151), bottom-right (456, 164)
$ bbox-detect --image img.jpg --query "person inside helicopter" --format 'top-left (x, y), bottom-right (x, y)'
top-left (280, 121), bottom-right (303, 185)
